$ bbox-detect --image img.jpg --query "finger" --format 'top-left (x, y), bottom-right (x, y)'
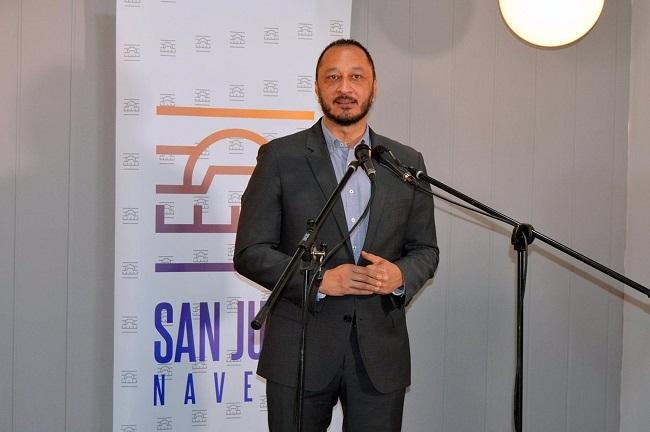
top-left (346, 287), bottom-right (376, 295)
top-left (364, 264), bottom-right (388, 280)
top-left (348, 279), bottom-right (383, 292)
top-left (361, 250), bottom-right (384, 264)
top-left (341, 282), bottom-right (375, 295)
top-left (348, 276), bottom-right (382, 290)
top-left (349, 271), bottom-right (383, 286)
top-left (351, 266), bottom-right (384, 282)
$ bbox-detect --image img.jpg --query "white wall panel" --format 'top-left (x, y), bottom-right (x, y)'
top-left (622, 0), bottom-right (650, 431)
top-left (442, 1), bottom-right (497, 431)
top-left (401, 0), bottom-right (455, 430)
top-left (567, 2), bottom-right (619, 430)
top-left (2, 0), bottom-right (116, 431)
top-left (13, 0), bottom-right (72, 429)
top-left (66, 0), bottom-right (115, 431)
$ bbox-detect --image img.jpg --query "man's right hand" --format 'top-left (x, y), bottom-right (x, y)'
top-left (318, 264), bottom-right (386, 296)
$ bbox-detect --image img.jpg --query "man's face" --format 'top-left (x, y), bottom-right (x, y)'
top-left (315, 45), bottom-right (377, 127)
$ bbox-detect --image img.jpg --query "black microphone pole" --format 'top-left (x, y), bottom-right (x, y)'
top-left (250, 160), bottom-right (362, 329)
top-left (406, 165), bottom-right (649, 432)
top-left (375, 148), bottom-right (648, 432)
top-left (250, 157), bottom-right (368, 432)
top-left (407, 166), bottom-right (649, 297)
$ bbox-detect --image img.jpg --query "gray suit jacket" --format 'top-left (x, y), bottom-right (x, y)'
top-left (234, 120), bottom-right (438, 393)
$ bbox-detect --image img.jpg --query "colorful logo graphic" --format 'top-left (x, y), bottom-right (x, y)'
top-left (154, 106), bottom-right (314, 272)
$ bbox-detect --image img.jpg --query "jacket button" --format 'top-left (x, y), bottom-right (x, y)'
top-left (343, 315), bottom-right (353, 323)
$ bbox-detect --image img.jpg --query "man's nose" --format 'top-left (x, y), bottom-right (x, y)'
top-left (338, 76), bottom-right (353, 93)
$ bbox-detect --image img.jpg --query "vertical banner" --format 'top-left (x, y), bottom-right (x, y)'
top-left (114, 1), bottom-right (351, 431)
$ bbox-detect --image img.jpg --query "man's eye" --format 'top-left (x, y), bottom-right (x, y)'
top-left (328, 75), bottom-right (339, 81)
top-left (352, 74), bottom-right (362, 80)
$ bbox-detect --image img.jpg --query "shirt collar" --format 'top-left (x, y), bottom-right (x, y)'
top-left (321, 119), bottom-right (371, 155)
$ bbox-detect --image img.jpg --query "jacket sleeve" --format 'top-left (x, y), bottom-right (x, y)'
top-left (392, 151), bottom-right (439, 305)
top-left (233, 142), bottom-right (305, 305)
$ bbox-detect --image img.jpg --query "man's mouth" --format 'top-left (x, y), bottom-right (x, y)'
top-left (334, 97), bottom-right (357, 107)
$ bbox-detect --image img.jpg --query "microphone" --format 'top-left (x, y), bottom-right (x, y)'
top-left (407, 165), bottom-right (425, 180)
top-left (372, 145), bottom-right (417, 185)
top-left (354, 141), bottom-right (376, 181)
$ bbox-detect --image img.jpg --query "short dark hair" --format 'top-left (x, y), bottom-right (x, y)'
top-left (315, 39), bottom-right (376, 80)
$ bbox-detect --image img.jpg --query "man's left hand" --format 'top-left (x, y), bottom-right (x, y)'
top-left (360, 251), bottom-right (404, 295)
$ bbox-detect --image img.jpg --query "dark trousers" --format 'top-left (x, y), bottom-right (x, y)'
top-left (266, 325), bottom-right (406, 432)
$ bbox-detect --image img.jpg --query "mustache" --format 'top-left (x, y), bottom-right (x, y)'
top-left (334, 96), bottom-right (357, 104)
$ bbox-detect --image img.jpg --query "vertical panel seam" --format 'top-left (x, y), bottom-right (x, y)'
top-left (407, 0), bottom-right (413, 147)
top-left (12, 0), bottom-right (23, 430)
top-left (65, 0), bottom-right (75, 429)
top-left (565, 47), bottom-right (579, 432)
top-left (525, 47), bottom-right (539, 432)
top-left (365, 0), bottom-right (369, 44)
top-left (604, 1), bottom-right (622, 429)
top-left (442, 0), bottom-right (457, 429)
top-left (484, 5), bottom-right (499, 431)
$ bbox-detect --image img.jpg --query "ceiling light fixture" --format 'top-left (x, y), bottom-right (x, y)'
top-left (499, 0), bottom-right (605, 47)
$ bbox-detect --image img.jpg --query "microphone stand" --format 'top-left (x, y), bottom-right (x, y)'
top-left (251, 160), bottom-right (362, 432)
top-left (398, 165), bottom-right (649, 432)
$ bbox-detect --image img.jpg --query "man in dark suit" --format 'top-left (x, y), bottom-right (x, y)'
top-left (234, 39), bottom-right (438, 431)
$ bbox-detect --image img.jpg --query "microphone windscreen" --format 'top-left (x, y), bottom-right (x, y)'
top-left (372, 145), bottom-right (388, 156)
top-left (354, 143), bottom-right (371, 163)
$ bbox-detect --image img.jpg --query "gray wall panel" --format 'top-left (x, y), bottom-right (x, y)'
top-left (622, 0), bottom-right (650, 430)
top-left (350, 0), bottom-right (369, 46)
top-left (609, 1), bottom-right (629, 430)
top-left (443, 2), bottom-right (496, 431)
top-left (526, 47), bottom-right (577, 432)
top-left (403, 0), bottom-right (455, 431)
top-left (366, 0), bottom-right (412, 143)
top-left (568, 2), bottom-right (619, 430)
top-left (488, 21), bottom-right (536, 432)
top-left (0, 0), bottom-right (19, 431)
top-left (13, 0), bottom-right (72, 430)
top-left (354, 1), bottom-right (628, 431)
top-left (65, 1), bottom-right (115, 431)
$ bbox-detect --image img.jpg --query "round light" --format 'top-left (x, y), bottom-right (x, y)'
top-left (499, 0), bottom-right (605, 47)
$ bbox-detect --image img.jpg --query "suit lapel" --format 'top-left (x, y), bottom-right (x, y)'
top-left (305, 122), bottom-right (354, 260)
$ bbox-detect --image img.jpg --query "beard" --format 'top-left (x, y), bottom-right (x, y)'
top-left (318, 89), bottom-right (374, 127)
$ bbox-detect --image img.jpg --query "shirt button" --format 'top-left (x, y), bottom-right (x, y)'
top-left (351, 217), bottom-right (356, 223)
top-left (343, 315), bottom-right (353, 323)
top-left (349, 188), bottom-right (354, 194)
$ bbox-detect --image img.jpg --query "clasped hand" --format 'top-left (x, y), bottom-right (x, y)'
top-left (318, 251), bottom-right (403, 296)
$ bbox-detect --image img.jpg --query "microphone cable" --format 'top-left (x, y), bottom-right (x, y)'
top-left (303, 182), bottom-right (375, 303)
top-left (408, 175), bottom-right (510, 224)
top-left (321, 180), bottom-right (376, 267)
top-left (373, 149), bottom-right (511, 225)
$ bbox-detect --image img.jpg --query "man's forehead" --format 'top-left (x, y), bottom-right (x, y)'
top-left (322, 45), bottom-right (366, 60)
top-left (319, 48), bottom-right (372, 69)
top-left (320, 64), bottom-right (368, 72)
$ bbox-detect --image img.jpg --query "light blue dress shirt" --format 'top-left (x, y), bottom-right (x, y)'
top-left (321, 122), bottom-right (372, 264)
top-left (319, 122), bottom-right (405, 298)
